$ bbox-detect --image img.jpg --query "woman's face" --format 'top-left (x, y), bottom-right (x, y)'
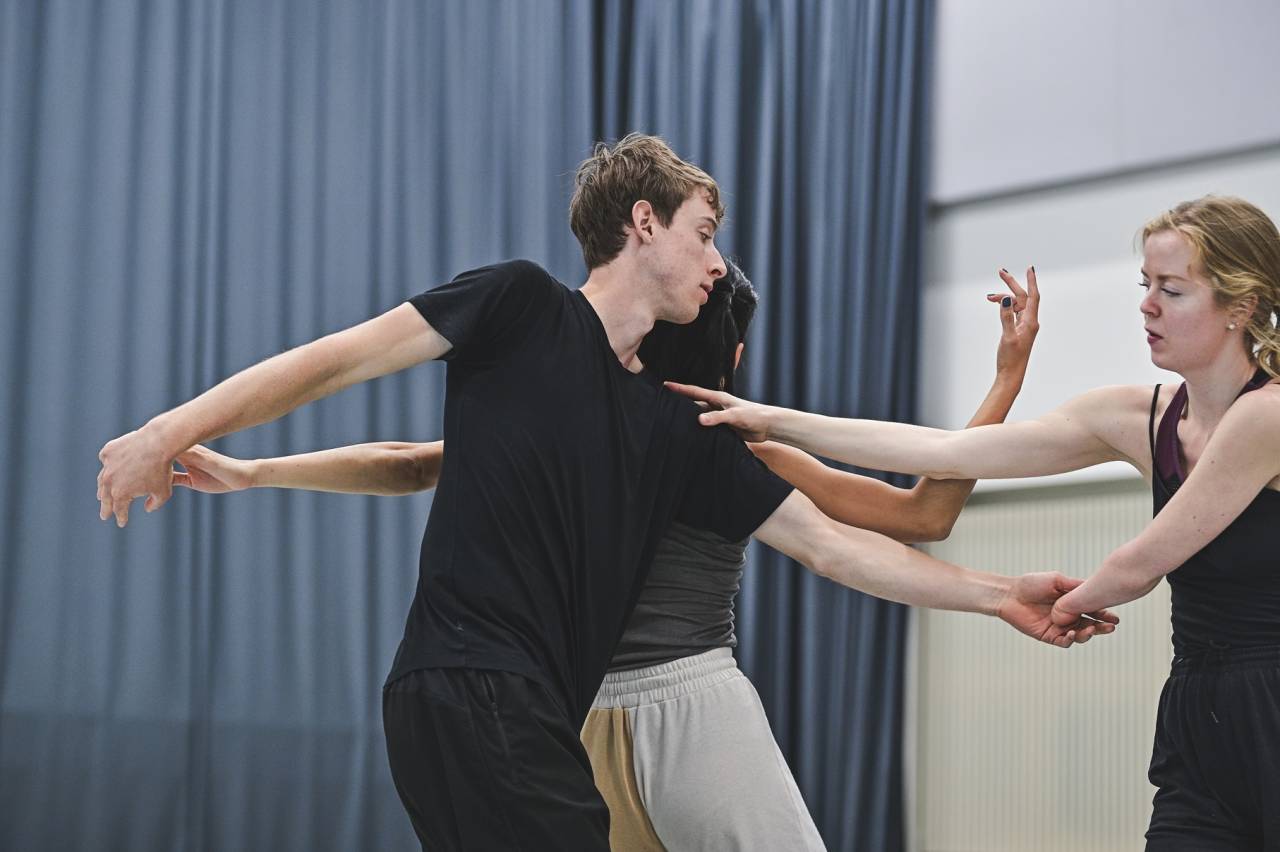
top-left (1140, 229), bottom-right (1235, 374)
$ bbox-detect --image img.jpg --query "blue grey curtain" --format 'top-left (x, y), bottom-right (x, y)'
top-left (0, 1), bottom-right (932, 849)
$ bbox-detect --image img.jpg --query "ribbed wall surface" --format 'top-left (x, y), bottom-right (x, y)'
top-left (913, 479), bottom-right (1169, 851)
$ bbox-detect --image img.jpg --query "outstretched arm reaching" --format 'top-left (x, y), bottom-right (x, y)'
top-left (1052, 385), bottom-right (1280, 622)
top-left (749, 268), bottom-right (1041, 542)
top-left (168, 440), bottom-right (445, 497)
top-left (97, 304), bottom-right (450, 527)
top-left (752, 490), bottom-right (1118, 648)
top-left (666, 268), bottom-right (1151, 483)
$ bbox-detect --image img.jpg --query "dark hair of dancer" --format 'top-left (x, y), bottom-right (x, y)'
top-left (639, 256), bottom-right (758, 393)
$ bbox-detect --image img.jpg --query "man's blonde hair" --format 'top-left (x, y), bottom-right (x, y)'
top-left (569, 133), bottom-right (724, 270)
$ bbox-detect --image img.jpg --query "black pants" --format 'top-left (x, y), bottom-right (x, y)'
top-left (1146, 646), bottom-right (1280, 851)
top-left (382, 667), bottom-right (610, 852)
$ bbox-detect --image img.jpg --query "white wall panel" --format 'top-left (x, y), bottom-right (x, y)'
top-left (911, 480), bottom-right (1167, 851)
top-left (931, 0), bottom-right (1280, 203)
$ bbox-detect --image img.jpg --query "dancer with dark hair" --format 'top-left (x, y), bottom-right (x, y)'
top-left (173, 256), bottom-right (1042, 849)
top-left (671, 195), bottom-right (1280, 851)
top-left (98, 134), bottom-right (1111, 850)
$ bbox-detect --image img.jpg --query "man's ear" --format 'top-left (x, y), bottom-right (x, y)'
top-left (629, 200), bottom-right (656, 244)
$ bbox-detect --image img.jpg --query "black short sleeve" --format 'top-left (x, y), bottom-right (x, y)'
top-left (675, 423), bottom-right (795, 542)
top-left (407, 259), bottom-right (555, 362)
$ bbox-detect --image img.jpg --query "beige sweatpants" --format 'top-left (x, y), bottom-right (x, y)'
top-left (580, 648), bottom-right (826, 851)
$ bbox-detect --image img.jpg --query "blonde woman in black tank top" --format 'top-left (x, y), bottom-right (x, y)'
top-left (671, 196), bottom-right (1280, 850)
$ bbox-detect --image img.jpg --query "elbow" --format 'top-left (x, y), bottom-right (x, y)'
top-left (909, 517), bottom-right (955, 544)
top-left (375, 449), bottom-right (429, 495)
top-left (405, 446), bottom-right (443, 492)
top-left (808, 551), bottom-right (837, 581)
top-left (805, 527), bottom-right (849, 582)
top-left (403, 452), bottom-right (435, 493)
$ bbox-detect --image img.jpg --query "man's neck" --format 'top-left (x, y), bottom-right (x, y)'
top-left (578, 265), bottom-right (657, 372)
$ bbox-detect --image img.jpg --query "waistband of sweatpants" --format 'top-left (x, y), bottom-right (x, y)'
top-left (1171, 643), bottom-right (1280, 674)
top-left (591, 647), bottom-right (740, 708)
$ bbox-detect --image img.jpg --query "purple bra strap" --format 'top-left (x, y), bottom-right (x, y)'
top-left (1155, 369), bottom-right (1270, 484)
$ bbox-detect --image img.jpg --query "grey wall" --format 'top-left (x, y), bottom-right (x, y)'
top-left (930, 0), bottom-right (1280, 204)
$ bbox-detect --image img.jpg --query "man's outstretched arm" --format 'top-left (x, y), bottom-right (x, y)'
top-left (97, 304), bottom-right (449, 527)
top-left (752, 491), bottom-right (1118, 648)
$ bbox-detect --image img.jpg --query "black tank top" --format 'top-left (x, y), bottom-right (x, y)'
top-left (1149, 370), bottom-right (1280, 655)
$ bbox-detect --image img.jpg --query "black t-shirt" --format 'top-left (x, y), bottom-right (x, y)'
top-left (387, 260), bottom-right (793, 723)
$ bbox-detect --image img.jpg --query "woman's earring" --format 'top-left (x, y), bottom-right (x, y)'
top-left (1228, 322), bottom-right (1238, 331)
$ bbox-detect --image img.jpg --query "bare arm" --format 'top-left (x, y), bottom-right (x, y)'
top-left (749, 369), bottom-right (1023, 542)
top-left (752, 491), bottom-right (1116, 646)
top-left (748, 268), bottom-right (1040, 542)
top-left (670, 382), bottom-right (1141, 482)
top-left (97, 304), bottom-right (450, 526)
top-left (1055, 385), bottom-right (1280, 617)
top-left (167, 441), bottom-right (444, 497)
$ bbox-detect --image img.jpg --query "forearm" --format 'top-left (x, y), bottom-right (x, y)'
top-left (1060, 541), bottom-right (1164, 612)
top-left (902, 372), bottom-right (1026, 538)
top-left (149, 342), bottom-right (352, 457)
top-left (812, 525), bottom-right (1010, 614)
top-left (765, 407), bottom-right (962, 477)
top-left (251, 441), bottom-right (443, 495)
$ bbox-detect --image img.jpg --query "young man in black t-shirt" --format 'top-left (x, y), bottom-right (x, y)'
top-left (97, 134), bottom-right (1112, 850)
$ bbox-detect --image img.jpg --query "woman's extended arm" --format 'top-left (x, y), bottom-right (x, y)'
top-left (748, 270), bottom-right (1040, 542)
top-left (1054, 385), bottom-right (1280, 618)
top-left (663, 260), bottom-right (1157, 482)
top-left (668, 381), bottom-right (1147, 482)
top-left (169, 441), bottom-right (444, 497)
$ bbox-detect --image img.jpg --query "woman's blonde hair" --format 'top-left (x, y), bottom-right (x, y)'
top-left (1142, 195), bottom-right (1280, 378)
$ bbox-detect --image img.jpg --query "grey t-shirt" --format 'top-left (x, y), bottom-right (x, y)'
top-left (608, 522), bottom-right (748, 671)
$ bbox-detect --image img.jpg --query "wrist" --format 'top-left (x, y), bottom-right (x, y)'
top-left (982, 573), bottom-right (1013, 618)
top-left (244, 458), bottom-right (265, 489)
top-left (765, 405), bottom-right (795, 443)
top-left (1054, 588), bottom-right (1082, 614)
top-left (143, 413), bottom-right (189, 459)
top-left (992, 368), bottom-right (1026, 395)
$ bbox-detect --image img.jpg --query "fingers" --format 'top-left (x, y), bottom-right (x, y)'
top-left (664, 381), bottom-right (730, 407)
top-left (1050, 606), bottom-right (1078, 627)
top-left (1087, 608), bottom-right (1119, 625)
top-left (1025, 265), bottom-right (1040, 321)
top-left (998, 297), bottom-right (1016, 335)
top-left (172, 470), bottom-right (193, 488)
top-left (144, 489), bottom-right (172, 513)
top-left (1053, 573), bottom-right (1083, 593)
top-left (996, 268), bottom-right (1029, 310)
top-left (176, 444), bottom-right (210, 464)
top-left (698, 409), bottom-right (733, 427)
top-left (114, 496), bottom-right (130, 529)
